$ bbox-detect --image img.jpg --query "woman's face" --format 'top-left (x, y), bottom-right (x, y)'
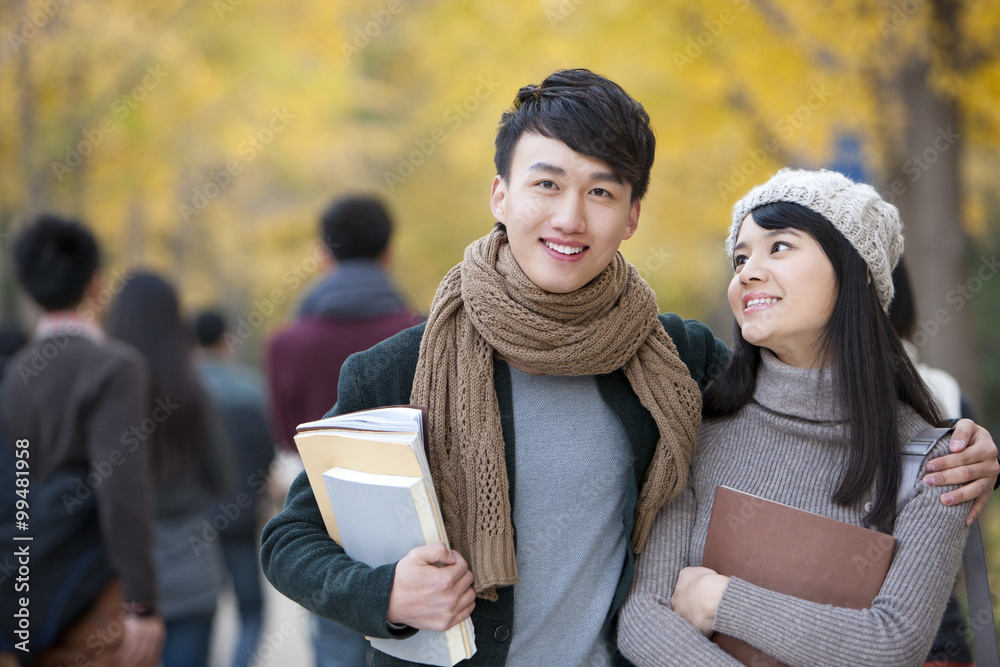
top-left (727, 214), bottom-right (838, 368)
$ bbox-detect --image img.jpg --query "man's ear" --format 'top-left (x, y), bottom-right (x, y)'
top-left (623, 200), bottom-right (641, 240)
top-left (84, 272), bottom-right (103, 302)
top-left (318, 244), bottom-right (336, 272)
top-left (490, 175), bottom-right (507, 223)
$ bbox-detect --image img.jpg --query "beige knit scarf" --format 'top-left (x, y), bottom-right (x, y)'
top-left (411, 228), bottom-right (702, 600)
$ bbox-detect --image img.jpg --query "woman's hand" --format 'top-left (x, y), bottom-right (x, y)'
top-left (670, 566), bottom-right (730, 637)
top-left (924, 419), bottom-right (1000, 525)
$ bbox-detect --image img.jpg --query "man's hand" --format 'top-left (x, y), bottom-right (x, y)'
top-left (670, 566), bottom-right (730, 637)
top-left (387, 542), bottom-right (476, 632)
top-left (118, 614), bottom-right (165, 667)
top-left (924, 419), bottom-right (1000, 525)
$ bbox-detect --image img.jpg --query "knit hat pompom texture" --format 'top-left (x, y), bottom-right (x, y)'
top-left (728, 169), bottom-right (904, 310)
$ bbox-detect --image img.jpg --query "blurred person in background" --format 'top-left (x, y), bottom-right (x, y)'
top-left (106, 272), bottom-right (232, 667)
top-left (890, 259), bottom-right (976, 667)
top-left (0, 325), bottom-right (27, 379)
top-left (0, 216), bottom-right (163, 667)
top-left (193, 310), bottom-right (275, 667)
top-left (265, 194), bottom-right (420, 667)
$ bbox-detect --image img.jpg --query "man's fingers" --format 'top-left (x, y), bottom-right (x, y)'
top-left (926, 462), bottom-right (994, 487)
top-left (409, 541), bottom-right (453, 565)
top-left (926, 448), bottom-right (981, 473)
top-left (950, 418), bottom-right (975, 450)
top-left (454, 596), bottom-right (476, 624)
top-left (967, 494), bottom-right (988, 526)
top-left (938, 477), bottom-right (988, 507)
top-left (449, 567), bottom-right (474, 592)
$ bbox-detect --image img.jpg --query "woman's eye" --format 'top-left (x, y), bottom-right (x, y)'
top-left (771, 241), bottom-right (791, 253)
top-left (733, 254), bottom-right (747, 269)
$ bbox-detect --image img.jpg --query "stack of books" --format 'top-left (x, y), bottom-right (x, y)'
top-left (295, 406), bottom-right (476, 666)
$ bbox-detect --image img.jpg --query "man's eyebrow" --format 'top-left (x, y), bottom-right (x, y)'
top-left (591, 170), bottom-right (623, 184)
top-left (526, 162), bottom-right (623, 184)
top-left (527, 162), bottom-right (566, 176)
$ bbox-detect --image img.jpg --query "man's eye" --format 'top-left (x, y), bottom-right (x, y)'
top-left (592, 188), bottom-right (609, 197)
top-left (539, 180), bottom-right (556, 189)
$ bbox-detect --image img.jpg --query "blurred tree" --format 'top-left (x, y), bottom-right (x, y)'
top-left (0, 0), bottom-right (997, 400)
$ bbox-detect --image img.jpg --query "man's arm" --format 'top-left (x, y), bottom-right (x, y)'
top-left (259, 466), bottom-right (409, 636)
top-left (260, 324), bottom-right (474, 634)
top-left (658, 314), bottom-right (731, 391)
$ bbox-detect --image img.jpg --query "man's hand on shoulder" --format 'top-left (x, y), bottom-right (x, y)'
top-left (924, 418), bottom-right (1000, 525)
top-left (387, 542), bottom-right (476, 632)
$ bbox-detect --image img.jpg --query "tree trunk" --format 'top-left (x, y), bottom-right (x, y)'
top-left (886, 59), bottom-right (976, 402)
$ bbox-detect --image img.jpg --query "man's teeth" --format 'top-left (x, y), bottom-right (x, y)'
top-left (746, 297), bottom-right (780, 308)
top-left (545, 241), bottom-right (583, 255)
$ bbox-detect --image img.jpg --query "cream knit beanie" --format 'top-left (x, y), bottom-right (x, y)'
top-left (728, 168), bottom-right (904, 310)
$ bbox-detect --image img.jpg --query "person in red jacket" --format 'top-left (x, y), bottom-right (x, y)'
top-left (264, 194), bottom-right (421, 667)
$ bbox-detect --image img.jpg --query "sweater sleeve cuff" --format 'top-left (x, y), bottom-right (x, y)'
top-left (385, 620), bottom-right (418, 638)
top-left (713, 577), bottom-right (774, 646)
top-left (358, 562), bottom-right (417, 640)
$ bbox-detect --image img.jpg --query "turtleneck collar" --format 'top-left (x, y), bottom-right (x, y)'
top-left (752, 349), bottom-right (844, 423)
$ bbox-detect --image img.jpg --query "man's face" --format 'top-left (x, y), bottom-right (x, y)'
top-left (490, 133), bottom-right (640, 294)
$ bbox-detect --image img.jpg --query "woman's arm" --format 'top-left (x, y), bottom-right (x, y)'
top-left (617, 485), bottom-right (742, 666)
top-left (695, 438), bottom-right (969, 667)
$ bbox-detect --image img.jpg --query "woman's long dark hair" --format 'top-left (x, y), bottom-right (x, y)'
top-left (703, 201), bottom-right (943, 532)
top-left (105, 271), bottom-right (207, 486)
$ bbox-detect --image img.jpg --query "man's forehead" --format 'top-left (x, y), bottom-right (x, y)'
top-left (510, 133), bottom-right (621, 181)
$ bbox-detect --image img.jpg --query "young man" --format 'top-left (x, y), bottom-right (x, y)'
top-left (0, 216), bottom-right (164, 666)
top-left (261, 70), bottom-right (997, 666)
top-left (266, 195), bottom-right (422, 453)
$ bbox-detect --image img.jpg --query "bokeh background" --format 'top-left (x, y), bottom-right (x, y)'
top-left (2, 0), bottom-right (1000, 657)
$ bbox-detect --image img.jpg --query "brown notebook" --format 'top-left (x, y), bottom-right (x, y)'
top-left (701, 486), bottom-right (896, 667)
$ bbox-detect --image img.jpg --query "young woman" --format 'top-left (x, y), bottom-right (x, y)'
top-left (618, 169), bottom-right (971, 666)
top-left (106, 272), bottom-right (232, 667)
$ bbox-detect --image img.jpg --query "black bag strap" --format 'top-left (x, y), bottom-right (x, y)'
top-left (901, 427), bottom-right (999, 667)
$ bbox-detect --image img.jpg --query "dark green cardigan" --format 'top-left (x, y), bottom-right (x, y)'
top-left (260, 314), bottom-right (729, 666)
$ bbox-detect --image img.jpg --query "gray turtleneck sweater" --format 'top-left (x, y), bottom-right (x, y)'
top-left (618, 351), bottom-right (969, 667)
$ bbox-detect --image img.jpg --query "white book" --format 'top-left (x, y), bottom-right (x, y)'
top-left (322, 468), bottom-right (439, 568)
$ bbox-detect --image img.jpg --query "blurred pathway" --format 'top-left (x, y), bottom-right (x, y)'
top-left (210, 573), bottom-right (313, 667)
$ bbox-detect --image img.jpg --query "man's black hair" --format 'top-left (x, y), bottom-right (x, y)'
top-left (320, 195), bottom-right (394, 261)
top-left (494, 68), bottom-right (656, 203)
top-left (193, 310), bottom-right (227, 348)
top-left (12, 214), bottom-right (100, 311)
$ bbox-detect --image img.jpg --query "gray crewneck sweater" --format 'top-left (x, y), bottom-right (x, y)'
top-left (618, 351), bottom-right (969, 667)
top-left (506, 368), bottom-right (632, 666)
